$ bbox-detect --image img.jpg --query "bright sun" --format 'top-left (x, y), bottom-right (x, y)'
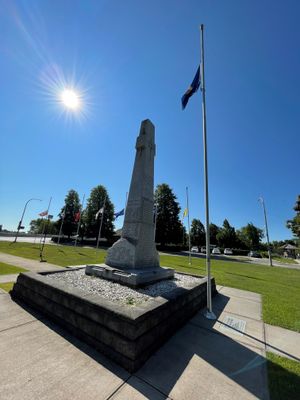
top-left (60, 89), bottom-right (80, 110)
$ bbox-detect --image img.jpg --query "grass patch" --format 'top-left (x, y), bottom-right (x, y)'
top-left (0, 261), bottom-right (27, 275)
top-left (0, 282), bottom-right (14, 292)
top-left (272, 256), bottom-right (298, 265)
top-left (0, 241), bottom-right (106, 267)
top-left (159, 254), bottom-right (300, 332)
top-left (267, 352), bottom-right (300, 400)
top-left (0, 242), bottom-right (299, 331)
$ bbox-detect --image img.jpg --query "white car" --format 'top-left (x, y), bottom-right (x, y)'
top-left (224, 248), bottom-right (233, 255)
top-left (212, 247), bottom-right (221, 255)
top-left (191, 246), bottom-right (199, 253)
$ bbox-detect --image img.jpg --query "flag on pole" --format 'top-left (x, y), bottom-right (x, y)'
top-left (74, 211), bottom-right (81, 222)
top-left (114, 209), bottom-right (124, 219)
top-left (182, 208), bottom-right (188, 219)
top-left (39, 210), bottom-right (48, 217)
top-left (181, 66), bottom-right (201, 109)
top-left (95, 207), bottom-right (104, 219)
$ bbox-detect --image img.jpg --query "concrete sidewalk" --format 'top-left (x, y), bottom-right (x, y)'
top-left (0, 252), bottom-right (63, 273)
top-left (1, 283), bottom-right (300, 399)
top-left (0, 284), bottom-right (272, 400)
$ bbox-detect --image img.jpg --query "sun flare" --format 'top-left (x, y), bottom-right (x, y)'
top-left (60, 89), bottom-right (81, 110)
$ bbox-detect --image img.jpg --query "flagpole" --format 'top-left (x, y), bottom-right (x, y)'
top-left (96, 196), bottom-right (107, 250)
top-left (57, 206), bottom-right (66, 245)
top-left (40, 196), bottom-right (52, 261)
top-left (259, 197), bottom-right (273, 267)
top-left (200, 24), bottom-right (216, 320)
top-left (39, 196), bottom-right (52, 245)
top-left (75, 194), bottom-right (85, 247)
top-left (186, 187), bottom-right (192, 265)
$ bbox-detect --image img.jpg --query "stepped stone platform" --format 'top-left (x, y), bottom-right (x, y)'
top-left (11, 267), bottom-right (216, 372)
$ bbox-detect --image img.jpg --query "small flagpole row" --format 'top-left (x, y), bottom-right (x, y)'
top-left (75, 194), bottom-right (85, 247)
top-left (96, 196), bottom-right (107, 250)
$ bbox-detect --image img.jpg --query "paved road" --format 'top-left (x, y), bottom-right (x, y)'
top-left (0, 236), bottom-right (52, 244)
top-left (178, 251), bottom-right (300, 270)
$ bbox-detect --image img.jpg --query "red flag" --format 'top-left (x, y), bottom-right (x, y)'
top-left (39, 210), bottom-right (48, 217)
top-left (74, 211), bottom-right (81, 222)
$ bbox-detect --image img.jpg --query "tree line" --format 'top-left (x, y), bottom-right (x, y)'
top-left (30, 184), bottom-right (298, 250)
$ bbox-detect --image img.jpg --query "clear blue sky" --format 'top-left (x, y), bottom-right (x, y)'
top-left (0, 0), bottom-right (299, 241)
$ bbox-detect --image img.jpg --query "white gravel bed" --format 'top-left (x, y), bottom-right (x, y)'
top-left (45, 268), bottom-right (202, 306)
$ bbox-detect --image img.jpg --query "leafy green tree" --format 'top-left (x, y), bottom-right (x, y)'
top-left (209, 223), bottom-right (220, 246)
top-left (84, 185), bottom-right (114, 240)
top-left (154, 183), bottom-right (182, 246)
top-left (190, 219), bottom-right (206, 248)
top-left (287, 195), bottom-right (300, 239)
top-left (29, 218), bottom-right (58, 235)
top-left (237, 223), bottom-right (264, 250)
top-left (216, 219), bottom-right (237, 248)
top-left (57, 189), bottom-right (81, 239)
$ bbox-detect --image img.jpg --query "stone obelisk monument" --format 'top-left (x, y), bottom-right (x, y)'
top-left (86, 119), bottom-right (174, 287)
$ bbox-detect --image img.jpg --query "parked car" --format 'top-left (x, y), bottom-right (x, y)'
top-left (200, 246), bottom-right (206, 254)
top-left (191, 246), bottom-right (199, 253)
top-left (248, 251), bottom-right (262, 258)
top-left (212, 247), bottom-right (221, 255)
top-left (224, 248), bottom-right (233, 255)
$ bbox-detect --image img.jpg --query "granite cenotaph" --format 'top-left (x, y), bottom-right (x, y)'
top-left (86, 119), bottom-right (174, 287)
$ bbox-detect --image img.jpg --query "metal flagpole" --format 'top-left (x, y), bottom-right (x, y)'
top-left (75, 194), bottom-right (85, 247)
top-left (57, 206), bottom-right (66, 245)
top-left (259, 197), bottom-right (273, 267)
top-left (40, 196), bottom-right (52, 261)
top-left (96, 196), bottom-right (107, 250)
top-left (200, 24), bottom-right (216, 320)
top-left (186, 187), bottom-right (192, 265)
top-left (154, 202), bottom-right (158, 240)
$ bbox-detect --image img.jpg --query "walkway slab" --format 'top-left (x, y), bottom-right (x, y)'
top-left (111, 376), bottom-right (169, 399)
top-left (0, 253), bottom-right (63, 273)
top-left (0, 285), bottom-right (273, 400)
top-left (265, 324), bottom-right (300, 362)
top-left (136, 323), bottom-right (269, 400)
top-left (0, 299), bottom-right (129, 400)
top-left (213, 293), bottom-right (262, 321)
top-left (190, 310), bottom-right (265, 351)
top-left (0, 295), bottom-right (37, 332)
top-left (218, 287), bottom-right (261, 303)
top-left (0, 274), bottom-right (18, 283)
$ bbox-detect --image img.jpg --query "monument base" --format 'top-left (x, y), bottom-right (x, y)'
top-left (11, 268), bottom-right (217, 372)
top-left (85, 264), bottom-right (174, 288)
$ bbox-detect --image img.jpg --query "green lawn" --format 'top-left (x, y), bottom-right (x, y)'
top-left (160, 254), bottom-right (300, 332)
top-left (0, 241), bottom-right (106, 267)
top-left (0, 282), bottom-right (14, 292)
top-left (0, 261), bottom-right (27, 275)
top-left (272, 256), bottom-right (298, 265)
top-left (0, 241), bottom-right (299, 332)
top-left (267, 352), bottom-right (300, 400)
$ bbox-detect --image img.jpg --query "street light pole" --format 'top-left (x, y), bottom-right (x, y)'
top-left (259, 197), bottom-right (273, 267)
top-left (13, 198), bottom-right (42, 243)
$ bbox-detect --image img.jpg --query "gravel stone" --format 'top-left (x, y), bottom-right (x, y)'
top-left (45, 269), bottom-right (202, 306)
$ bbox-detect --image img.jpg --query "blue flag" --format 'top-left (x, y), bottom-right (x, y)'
top-left (114, 209), bottom-right (125, 219)
top-left (181, 66), bottom-right (201, 110)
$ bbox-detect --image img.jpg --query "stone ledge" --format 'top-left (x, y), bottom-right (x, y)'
top-left (11, 268), bottom-right (216, 372)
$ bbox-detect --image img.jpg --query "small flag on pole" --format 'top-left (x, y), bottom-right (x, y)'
top-left (114, 209), bottom-right (124, 219)
top-left (182, 208), bottom-right (188, 219)
top-left (181, 66), bottom-right (201, 109)
top-left (39, 210), bottom-right (48, 217)
top-left (74, 212), bottom-right (81, 222)
top-left (95, 207), bottom-right (104, 219)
